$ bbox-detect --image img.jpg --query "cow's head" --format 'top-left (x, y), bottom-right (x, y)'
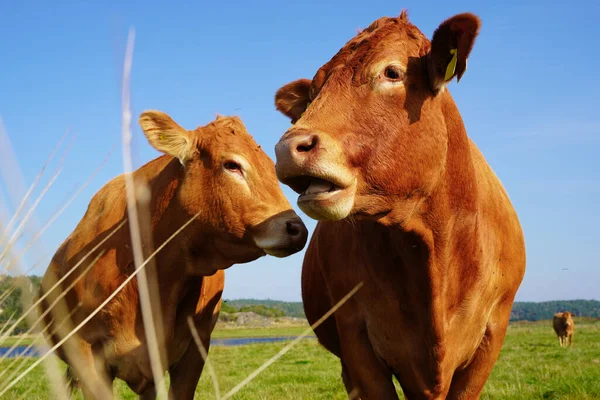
top-left (139, 111), bottom-right (308, 264)
top-left (274, 11), bottom-right (480, 221)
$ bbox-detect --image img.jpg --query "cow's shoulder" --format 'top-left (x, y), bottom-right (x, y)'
top-left (57, 174), bottom-right (128, 263)
top-left (81, 174), bottom-right (127, 229)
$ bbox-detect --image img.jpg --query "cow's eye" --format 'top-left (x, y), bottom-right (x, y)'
top-left (224, 161), bottom-right (242, 173)
top-left (383, 66), bottom-right (404, 81)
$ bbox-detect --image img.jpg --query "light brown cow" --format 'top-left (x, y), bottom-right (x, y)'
top-left (553, 311), bottom-right (575, 347)
top-left (273, 11), bottom-right (526, 400)
top-left (38, 111), bottom-right (308, 399)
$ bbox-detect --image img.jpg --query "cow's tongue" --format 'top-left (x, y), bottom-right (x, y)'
top-left (304, 179), bottom-right (335, 195)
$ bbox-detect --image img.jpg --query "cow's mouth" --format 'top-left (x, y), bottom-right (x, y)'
top-left (263, 245), bottom-right (305, 258)
top-left (283, 175), bottom-right (356, 221)
top-left (286, 177), bottom-right (343, 200)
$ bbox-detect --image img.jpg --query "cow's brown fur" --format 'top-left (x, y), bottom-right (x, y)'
top-left (273, 11), bottom-right (526, 400)
top-left (553, 311), bottom-right (575, 347)
top-left (38, 111), bottom-right (308, 399)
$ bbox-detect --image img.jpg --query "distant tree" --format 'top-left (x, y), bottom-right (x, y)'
top-left (510, 300), bottom-right (600, 321)
top-left (220, 301), bottom-right (238, 314)
top-left (226, 299), bottom-right (305, 318)
top-left (0, 275), bottom-right (41, 334)
top-left (238, 304), bottom-right (285, 318)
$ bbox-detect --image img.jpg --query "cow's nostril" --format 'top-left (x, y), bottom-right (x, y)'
top-left (295, 135), bottom-right (318, 153)
top-left (286, 220), bottom-right (301, 237)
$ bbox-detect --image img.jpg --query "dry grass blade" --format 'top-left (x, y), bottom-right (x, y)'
top-left (0, 131), bottom-right (75, 266)
top-left (0, 128), bottom-right (71, 247)
top-left (0, 119), bottom-right (72, 400)
top-left (120, 26), bottom-right (168, 400)
top-left (0, 252), bottom-right (46, 322)
top-left (0, 211), bottom-right (200, 397)
top-left (187, 317), bottom-right (221, 400)
top-left (0, 253), bottom-right (48, 340)
top-left (0, 286), bottom-right (16, 306)
top-left (1, 336), bottom-right (45, 389)
top-left (15, 250), bottom-right (50, 278)
top-left (0, 220), bottom-right (126, 344)
top-left (0, 303), bottom-right (81, 391)
top-left (0, 136), bottom-right (117, 398)
top-left (221, 281), bottom-right (365, 400)
top-left (0, 117), bottom-right (48, 248)
top-left (0, 159), bottom-right (66, 269)
top-left (0, 312), bottom-right (17, 339)
top-left (40, 348), bottom-right (70, 400)
top-left (0, 250), bottom-right (105, 368)
top-left (0, 139), bottom-right (118, 278)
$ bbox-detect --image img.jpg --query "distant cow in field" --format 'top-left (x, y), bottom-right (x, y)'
top-left (553, 311), bottom-right (575, 347)
top-left (273, 10), bottom-right (526, 399)
top-left (39, 111), bottom-right (308, 400)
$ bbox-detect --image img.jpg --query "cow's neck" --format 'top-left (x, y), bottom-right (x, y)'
top-left (138, 156), bottom-right (236, 276)
top-left (121, 156), bottom-right (228, 349)
top-left (372, 93), bottom-right (484, 330)
top-left (425, 92), bottom-right (484, 300)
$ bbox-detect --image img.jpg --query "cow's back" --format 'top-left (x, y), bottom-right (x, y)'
top-left (39, 156), bottom-right (175, 351)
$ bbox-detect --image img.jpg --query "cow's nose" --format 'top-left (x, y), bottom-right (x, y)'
top-left (292, 134), bottom-right (318, 155)
top-left (286, 218), bottom-right (304, 238)
top-left (275, 133), bottom-right (319, 165)
top-left (285, 217), bottom-right (308, 247)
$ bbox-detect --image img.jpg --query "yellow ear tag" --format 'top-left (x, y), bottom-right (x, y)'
top-left (445, 48), bottom-right (458, 81)
top-left (159, 133), bottom-right (165, 141)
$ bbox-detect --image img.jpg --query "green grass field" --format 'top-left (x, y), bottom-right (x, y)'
top-left (0, 320), bottom-right (599, 399)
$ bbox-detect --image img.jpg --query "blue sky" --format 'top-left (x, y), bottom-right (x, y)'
top-left (1, 1), bottom-right (598, 302)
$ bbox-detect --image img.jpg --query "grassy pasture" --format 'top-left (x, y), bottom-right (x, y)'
top-left (0, 319), bottom-right (599, 399)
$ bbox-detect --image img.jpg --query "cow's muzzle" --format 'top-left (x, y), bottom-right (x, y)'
top-left (252, 210), bottom-right (308, 257)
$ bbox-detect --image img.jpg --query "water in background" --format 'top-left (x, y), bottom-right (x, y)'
top-left (0, 335), bottom-right (317, 358)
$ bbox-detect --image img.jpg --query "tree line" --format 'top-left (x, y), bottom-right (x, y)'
top-left (1, 275), bottom-right (599, 334)
top-left (509, 299), bottom-right (600, 321)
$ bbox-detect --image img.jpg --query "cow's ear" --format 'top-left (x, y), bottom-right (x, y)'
top-left (427, 13), bottom-right (481, 93)
top-left (275, 79), bottom-right (312, 124)
top-left (139, 110), bottom-right (193, 163)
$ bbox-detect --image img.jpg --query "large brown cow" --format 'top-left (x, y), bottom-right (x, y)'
top-left (273, 11), bottom-right (526, 400)
top-left (38, 111), bottom-right (308, 399)
top-left (553, 311), bottom-right (575, 347)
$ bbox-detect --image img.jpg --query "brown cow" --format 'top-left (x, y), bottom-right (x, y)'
top-left (273, 11), bottom-right (526, 400)
top-left (38, 111), bottom-right (308, 400)
top-left (553, 311), bottom-right (575, 347)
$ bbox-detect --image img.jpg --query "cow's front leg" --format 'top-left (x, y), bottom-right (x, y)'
top-left (168, 311), bottom-right (218, 400)
top-left (167, 340), bottom-right (208, 400)
top-left (337, 321), bottom-right (398, 400)
top-left (138, 385), bottom-right (156, 400)
top-left (64, 338), bottom-right (114, 400)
